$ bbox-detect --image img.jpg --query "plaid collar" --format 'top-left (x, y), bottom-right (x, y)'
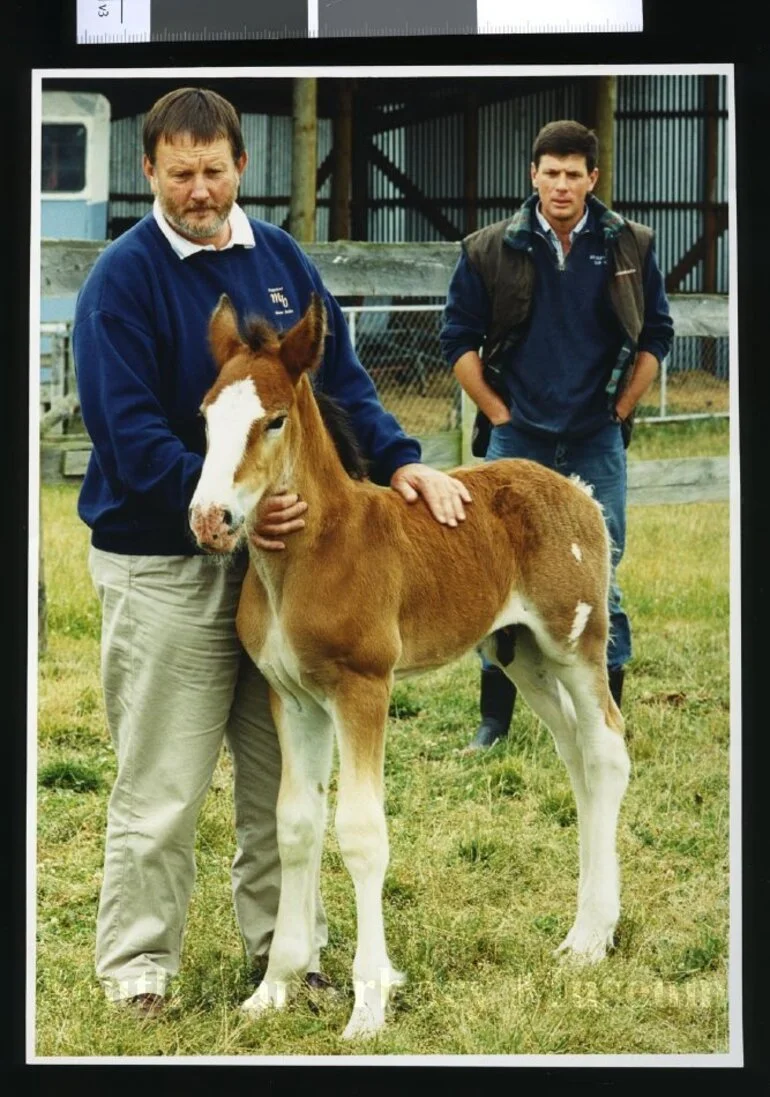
top-left (535, 201), bottom-right (589, 243)
top-left (504, 192), bottom-right (626, 251)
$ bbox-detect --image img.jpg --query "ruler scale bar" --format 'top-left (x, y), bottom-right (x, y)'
top-left (77, 0), bottom-right (643, 43)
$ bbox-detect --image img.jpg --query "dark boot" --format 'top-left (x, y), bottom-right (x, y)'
top-left (608, 666), bottom-right (625, 709)
top-left (468, 665), bottom-right (517, 750)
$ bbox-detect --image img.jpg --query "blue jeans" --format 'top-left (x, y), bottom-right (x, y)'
top-left (485, 420), bottom-right (631, 670)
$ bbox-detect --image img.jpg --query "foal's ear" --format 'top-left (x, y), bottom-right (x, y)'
top-left (209, 294), bottom-right (244, 371)
top-left (279, 293), bottom-right (327, 383)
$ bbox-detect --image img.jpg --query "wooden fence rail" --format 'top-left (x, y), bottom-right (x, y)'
top-left (39, 237), bottom-right (730, 500)
top-left (41, 239), bottom-right (730, 338)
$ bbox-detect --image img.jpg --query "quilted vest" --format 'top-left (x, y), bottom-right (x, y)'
top-left (462, 193), bottom-right (654, 396)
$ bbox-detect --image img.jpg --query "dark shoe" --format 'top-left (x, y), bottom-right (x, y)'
top-left (467, 665), bottom-right (517, 751)
top-left (250, 961), bottom-right (338, 1006)
top-left (249, 957), bottom-right (269, 986)
top-left (305, 971), bottom-right (335, 992)
top-left (120, 992), bottom-right (165, 1019)
top-left (305, 971), bottom-right (341, 1013)
top-left (468, 720), bottom-right (508, 750)
top-left (608, 666), bottom-right (625, 709)
top-left (251, 960), bottom-right (335, 990)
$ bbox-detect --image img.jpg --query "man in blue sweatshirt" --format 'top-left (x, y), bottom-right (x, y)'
top-left (440, 119), bottom-right (674, 751)
top-left (74, 87), bottom-right (471, 1016)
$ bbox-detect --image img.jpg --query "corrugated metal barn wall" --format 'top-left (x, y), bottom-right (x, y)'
top-left (369, 80), bottom-right (583, 242)
top-left (615, 73), bottom-right (729, 295)
top-left (365, 75), bottom-right (728, 292)
top-left (108, 112), bottom-right (334, 239)
top-left (108, 75), bottom-right (729, 299)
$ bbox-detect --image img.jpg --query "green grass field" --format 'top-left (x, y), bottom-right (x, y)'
top-left (34, 422), bottom-right (733, 1059)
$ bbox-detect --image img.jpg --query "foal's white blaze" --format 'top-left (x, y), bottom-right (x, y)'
top-left (192, 378), bottom-right (265, 517)
top-left (568, 601), bottom-right (593, 644)
top-left (571, 542), bottom-right (583, 563)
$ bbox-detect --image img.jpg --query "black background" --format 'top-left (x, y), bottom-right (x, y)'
top-left (8, 0), bottom-right (769, 1088)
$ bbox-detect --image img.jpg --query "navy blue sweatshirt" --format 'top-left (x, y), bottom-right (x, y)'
top-left (440, 205), bottom-right (673, 439)
top-left (73, 213), bottom-right (421, 555)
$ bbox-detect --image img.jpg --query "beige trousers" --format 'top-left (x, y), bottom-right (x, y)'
top-left (89, 547), bottom-right (327, 1001)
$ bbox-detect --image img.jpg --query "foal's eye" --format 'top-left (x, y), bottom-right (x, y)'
top-left (266, 415), bottom-right (286, 432)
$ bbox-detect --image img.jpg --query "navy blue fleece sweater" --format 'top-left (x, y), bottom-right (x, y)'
top-left (74, 214), bottom-right (420, 555)
top-left (441, 206), bottom-right (674, 438)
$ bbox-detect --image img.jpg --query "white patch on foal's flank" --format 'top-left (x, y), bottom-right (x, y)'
top-left (568, 601), bottom-right (593, 644)
top-left (193, 379), bottom-right (265, 510)
top-left (571, 542), bottom-right (583, 563)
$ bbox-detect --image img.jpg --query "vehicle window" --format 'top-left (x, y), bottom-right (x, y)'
top-left (42, 124), bottom-right (87, 193)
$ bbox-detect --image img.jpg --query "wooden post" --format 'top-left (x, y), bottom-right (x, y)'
top-left (703, 75), bottom-right (720, 375)
top-left (351, 82), bottom-right (369, 243)
top-left (330, 79), bottom-right (353, 241)
top-left (460, 389), bottom-right (477, 466)
top-left (703, 75), bottom-right (719, 294)
top-left (594, 76), bottom-right (616, 208)
top-left (464, 91), bottom-right (479, 236)
top-left (290, 77), bottom-right (318, 243)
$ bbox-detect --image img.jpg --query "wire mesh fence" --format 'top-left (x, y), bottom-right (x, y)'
top-left (38, 306), bottom-right (730, 445)
top-left (342, 304), bottom-right (460, 437)
top-left (640, 336), bottom-right (729, 422)
top-left (344, 304), bottom-right (730, 436)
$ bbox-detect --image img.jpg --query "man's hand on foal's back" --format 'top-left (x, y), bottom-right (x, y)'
top-left (390, 463), bottom-right (472, 528)
top-left (249, 465), bottom-right (473, 549)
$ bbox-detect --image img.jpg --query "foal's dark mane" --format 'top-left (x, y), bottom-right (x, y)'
top-left (244, 316), bottom-right (369, 482)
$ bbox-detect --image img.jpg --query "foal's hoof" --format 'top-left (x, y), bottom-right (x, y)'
top-left (342, 968), bottom-right (407, 1039)
top-left (342, 1005), bottom-right (385, 1040)
top-left (554, 922), bottom-right (614, 965)
top-left (240, 979), bottom-right (289, 1016)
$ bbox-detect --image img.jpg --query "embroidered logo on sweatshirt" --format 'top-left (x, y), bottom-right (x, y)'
top-left (268, 287), bottom-right (294, 316)
top-left (589, 253), bottom-right (608, 266)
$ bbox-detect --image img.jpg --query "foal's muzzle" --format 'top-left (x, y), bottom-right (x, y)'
top-left (188, 502), bottom-right (245, 553)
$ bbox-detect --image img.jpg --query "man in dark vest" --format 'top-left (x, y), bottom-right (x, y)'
top-left (440, 119), bottom-right (674, 750)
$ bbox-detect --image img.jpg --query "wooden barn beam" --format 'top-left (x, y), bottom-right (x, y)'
top-left (665, 207), bottom-right (729, 293)
top-left (289, 77), bottom-right (318, 243)
top-left (594, 76), bottom-right (616, 208)
top-left (703, 75), bottom-right (720, 293)
top-left (351, 82), bottom-right (369, 242)
top-left (364, 77), bottom-right (572, 135)
top-left (330, 79), bottom-right (354, 241)
top-left (367, 142), bottom-right (462, 242)
top-left (464, 92), bottom-right (479, 236)
top-left (280, 148), bottom-right (335, 233)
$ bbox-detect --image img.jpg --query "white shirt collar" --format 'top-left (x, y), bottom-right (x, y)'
top-left (535, 201), bottom-right (589, 242)
top-left (152, 199), bottom-right (256, 259)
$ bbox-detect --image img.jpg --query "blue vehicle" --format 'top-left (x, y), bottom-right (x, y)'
top-left (41, 90), bottom-right (111, 403)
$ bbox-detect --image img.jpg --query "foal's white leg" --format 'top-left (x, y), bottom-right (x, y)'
top-left (331, 676), bottom-right (404, 1039)
top-left (482, 630), bottom-right (628, 963)
top-left (241, 689), bottom-right (334, 1016)
top-left (552, 663), bottom-right (630, 964)
top-left (484, 631), bottom-right (592, 904)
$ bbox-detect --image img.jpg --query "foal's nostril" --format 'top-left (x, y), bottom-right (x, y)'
top-left (222, 508), bottom-right (233, 530)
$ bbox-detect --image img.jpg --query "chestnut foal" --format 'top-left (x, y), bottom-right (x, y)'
top-left (189, 294), bottom-right (630, 1039)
